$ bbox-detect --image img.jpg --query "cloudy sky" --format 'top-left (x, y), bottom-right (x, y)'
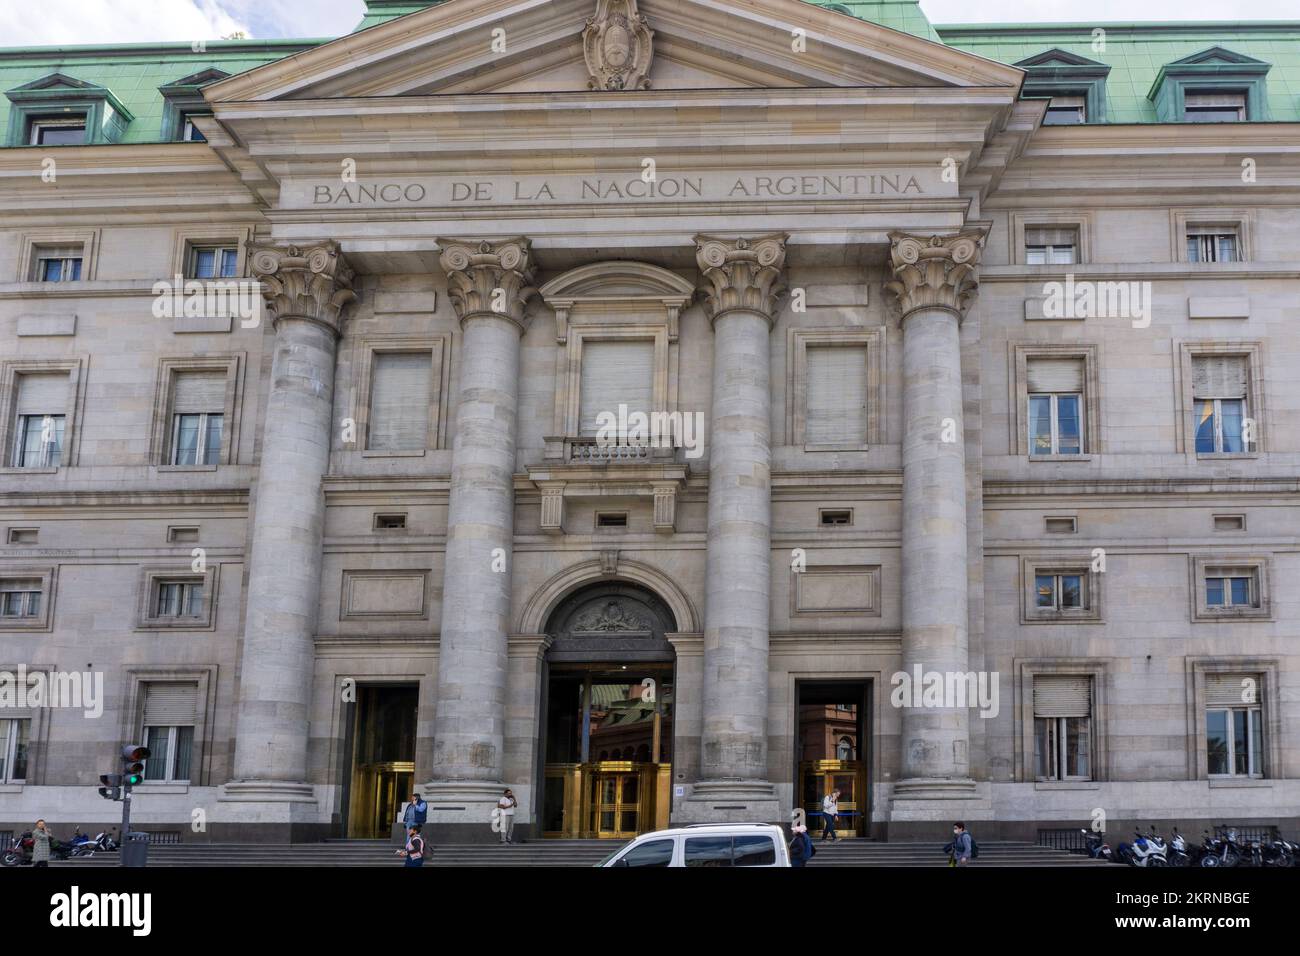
top-left (0, 0), bottom-right (1295, 45)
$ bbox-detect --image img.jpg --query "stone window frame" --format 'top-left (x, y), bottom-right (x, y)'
top-left (148, 354), bottom-right (244, 469)
top-left (169, 225), bottom-right (253, 279)
top-left (1189, 554), bottom-right (1272, 623)
top-left (1010, 343), bottom-right (1101, 459)
top-left (1020, 555), bottom-right (1103, 625)
top-left (1172, 339), bottom-right (1264, 457)
top-left (0, 566), bottom-right (57, 632)
top-left (786, 326), bottom-right (886, 451)
top-left (352, 334), bottom-right (451, 457)
top-left (1171, 209), bottom-right (1255, 264)
top-left (134, 564), bottom-right (219, 631)
top-left (0, 659), bottom-right (55, 788)
top-left (121, 666), bottom-right (216, 788)
top-left (790, 564), bottom-right (882, 618)
top-left (1184, 657), bottom-right (1279, 781)
top-left (17, 229), bottom-right (100, 282)
top-left (0, 356), bottom-right (87, 472)
top-left (1015, 658), bottom-right (1109, 784)
top-left (1009, 211), bottom-right (1093, 266)
top-left (339, 568), bottom-right (431, 622)
top-left (538, 262), bottom-right (693, 462)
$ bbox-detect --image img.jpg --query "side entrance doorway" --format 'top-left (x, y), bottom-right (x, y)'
top-left (342, 683), bottom-right (418, 839)
top-left (797, 680), bottom-right (870, 839)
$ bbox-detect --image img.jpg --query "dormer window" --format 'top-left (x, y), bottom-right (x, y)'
top-left (1149, 47), bottom-right (1271, 123)
top-left (158, 69), bottom-right (229, 142)
top-left (28, 115), bottom-right (87, 146)
top-left (4, 72), bottom-right (132, 146)
top-left (1014, 49), bottom-right (1111, 126)
top-left (1043, 95), bottom-right (1086, 125)
top-left (1183, 91), bottom-right (1246, 123)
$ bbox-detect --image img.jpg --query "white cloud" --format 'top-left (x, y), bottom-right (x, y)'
top-left (0, 0), bottom-right (249, 46)
top-left (921, 0), bottom-right (1300, 22)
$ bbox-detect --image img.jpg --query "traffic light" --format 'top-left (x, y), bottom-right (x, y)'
top-left (98, 772), bottom-right (123, 801)
top-left (121, 744), bottom-right (150, 788)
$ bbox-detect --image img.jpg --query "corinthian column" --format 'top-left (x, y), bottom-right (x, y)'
top-left (227, 242), bottom-right (355, 803)
top-left (679, 234), bottom-right (786, 822)
top-left (884, 232), bottom-right (983, 800)
top-left (426, 238), bottom-right (537, 837)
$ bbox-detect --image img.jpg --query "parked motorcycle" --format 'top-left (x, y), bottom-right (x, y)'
top-left (1116, 828), bottom-right (1168, 867)
top-left (1198, 830), bottom-right (1240, 867)
top-left (0, 830), bottom-right (75, 866)
top-left (1081, 828), bottom-right (1112, 861)
top-left (66, 827), bottom-right (97, 858)
top-left (1166, 827), bottom-right (1192, 867)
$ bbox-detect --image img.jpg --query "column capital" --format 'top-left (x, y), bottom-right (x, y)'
top-left (694, 233), bottom-right (788, 327)
top-left (884, 230), bottom-right (985, 324)
top-left (250, 241), bottom-right (356, 335)
top-left (438, 237), bottom-right (539, 331)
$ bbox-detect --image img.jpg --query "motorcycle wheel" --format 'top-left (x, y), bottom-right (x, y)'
top-left (1199, 854), bottom-right (1221, 867)
top-left (1, 850), bottom-right (22, 867)
top-left (1149, 856), bottom-right (1168, 867)
top-left (1224, 853), bottom-right (1241, 868)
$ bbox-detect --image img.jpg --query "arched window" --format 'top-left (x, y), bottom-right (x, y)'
top-left (837, 736), bottom-right (855, 761)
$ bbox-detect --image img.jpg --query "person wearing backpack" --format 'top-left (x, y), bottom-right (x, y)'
top-left (397, 824), bottom-right (427, 868)
top-left (949, 821), bottom-right (974, 866)
top-left (789, 824), bottom-right (814, 867)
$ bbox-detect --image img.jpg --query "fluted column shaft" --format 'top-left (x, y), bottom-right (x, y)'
top-left (430, 239), bottom-right (537, 794)
top-left (886, 232), bottom-right (983, 784)
top-left (232, 243), bottom-right (355, 786)
top-left (695, 234), bottom-right (786, 786)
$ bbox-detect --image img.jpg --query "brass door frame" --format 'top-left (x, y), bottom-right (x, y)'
top-left (800, 759), bottom-right (868, 839)
top-left (349, 760), bottom-right (415, 839)
top-left (543, 760), bottom-right (669, 839)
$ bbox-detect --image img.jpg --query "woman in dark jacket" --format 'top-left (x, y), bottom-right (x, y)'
top-left (789, 824), bottom-right (813, 867)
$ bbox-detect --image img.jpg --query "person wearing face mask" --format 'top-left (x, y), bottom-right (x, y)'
top-left (948, 821), bottom-right (973, 866)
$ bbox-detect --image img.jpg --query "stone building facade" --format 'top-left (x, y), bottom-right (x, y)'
top-left (1, 0), bottom-right (1297, 842)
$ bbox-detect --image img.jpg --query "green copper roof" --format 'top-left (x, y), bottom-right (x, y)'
top-left (355, 1), bottom-right (448, 32)
top-left (0, 41), bottom-right (322, 145)
top-left (937, 22), bottom-right (1300, 123)
top-left (1, 6), bottom-right (1297, 147)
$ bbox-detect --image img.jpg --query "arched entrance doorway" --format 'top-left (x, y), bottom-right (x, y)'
top-left (538, 581), bottom-right (676, 839)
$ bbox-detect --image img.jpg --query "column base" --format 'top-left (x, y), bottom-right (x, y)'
top-left (675, 780), bottom-right (781, 825)
top-left (418, 780), bottom-right (508, 843)
top-left (212, 781), bottom-right (329, 842)
top-left (887, 778), bottom-right (992, 835)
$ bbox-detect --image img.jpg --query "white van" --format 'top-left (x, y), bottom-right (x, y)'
top-left (597, 823), bottom-right (791, 867)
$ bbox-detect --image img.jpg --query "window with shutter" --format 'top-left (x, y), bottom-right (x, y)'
top-left (12, 372), bottom-right (69, 467)
top-left (578, 340), bottom-right (655, 438)
top-left (1203, 672), bottom-right (1264, 777)
top-left (142, 682), bottom-right (199, 726)
top-left (1026, 358), bottom-right (1085, 456)
top-left (1024, 226), bottom-right (1079, 264)
top-left (368, 352), bottom-right (432, 451)
top-left (1033, 676), bottom-right (1092, 718)
top-left (1191, 355), bottom-right (1250, 454)
top-left (1205, 674), bottom-right (1260, 708)
top-left (805, 345), bottom-right (868, 445)
top-left (169, 371), bottom-right (227, 465)
top-left (1191, 356), bottom-right (1247, 400)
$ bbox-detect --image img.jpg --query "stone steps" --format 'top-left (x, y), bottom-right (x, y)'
top-left (50, 838), bottom-right (1102, 868)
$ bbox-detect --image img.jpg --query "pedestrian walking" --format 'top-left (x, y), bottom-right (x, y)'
top-left (948, 821), bottom-right (973, 867)
top-left (31, 819), bottom-right (51, 868)
top-left (402, 791), bottom-right (427, 833)
top-left (789, 824), bottom-right (814, 867)
top-left (497, 788), bottom-right (518, 844)
top-left (396, 825), bottom-right (426, 868)
top-left (821, 788), bottom-right (841, 842)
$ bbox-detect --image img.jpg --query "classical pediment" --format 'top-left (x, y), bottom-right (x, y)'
top-left (204, 0), bottom-right (1021, 102)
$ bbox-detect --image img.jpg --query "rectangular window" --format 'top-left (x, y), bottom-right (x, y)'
top-left (168, 370), bottom-right (226, 466)
top-left (805, 344), bottom-right (868, 445)
top-left (373, 513), bottom-right (407, 531)
top-left (1044, 517), bottom-right (1078, 534)
top-left (1033, 676), bottom-right (1092, 781)
top-left (1191, 355), bottom-right (1249, 453)
top-left (1042, 94), bottom-right (1086, 125)
top-left (820, 509), bottom-right (853, 527)
top-left (33, 244), bottom-right (84, 282)
top-left (1035, 572), bottom-right (1086, 611)
top-left (1204, 568), bottom-right (1258, 609)
top-left (0, 718), bottom-right (31, 784)
top-left (1186, 229), bottom-right (1239, 263)
top-left (1024, 226), bottom-right (1078, 265)
top-left (154, 579), bottom-right (204, 619)
top-left (596, 512), bottom-right (628, 528)
top-left (188, 245), bottom-right (238, 279)
top-left (1213, 514), bottom-right (1246, 532)
top-left (1026, 358), bottom-right (1084, 455)
top-left (141, 682), bottom-right (198, 783)
top-left (578, 340), bottom-right (654, 439)
top-left (1184, 91), bottom-right (1246, 123)
top-left (181, 115), bottom-right (207, 142)
top-left (1205, 674), bottom-right (1264, 776)
top-left (28, 116), bottom-right (87, 146)
top-left (11, 372), bottom-right (69, 468)
top-left (7, 529), bottom-right (39, 545)
top-left (367, 351), bottom-right (432, 451)
top-left (0, 578), bottom-right (43, 619)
